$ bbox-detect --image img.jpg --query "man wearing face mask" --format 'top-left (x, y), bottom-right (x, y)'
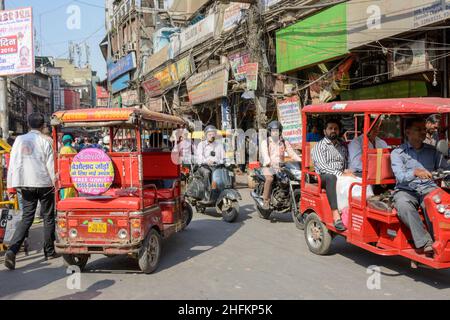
top-left (195, 125), bottom-right (225, 202)
top-left (311, 119), bottom-right (354, 231)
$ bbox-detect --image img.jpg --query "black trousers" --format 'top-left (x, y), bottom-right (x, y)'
top-left (197, 167), bottom-right (212, 201)
top-left (320, 174), bottom-right (338, 211)
top-left (9, 187), bottom-right (55, 256)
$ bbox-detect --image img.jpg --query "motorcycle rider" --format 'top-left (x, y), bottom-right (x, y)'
top-left (260, 121), bottom-right (301, 210)
top-left (195, 125), bottom-right (225, 202)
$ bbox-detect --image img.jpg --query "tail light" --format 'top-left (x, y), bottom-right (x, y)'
top-left (130, 219), bottom-right (142, 241)
top-left (57, 216), bottom-right (67, 239)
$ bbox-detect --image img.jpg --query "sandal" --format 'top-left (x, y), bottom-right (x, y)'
top-left (334, 219), bottom-right (347, 232)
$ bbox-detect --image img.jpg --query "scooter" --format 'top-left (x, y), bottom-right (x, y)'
top-left (185, 163), bottom-right (241, 223)
top-left (251, 162), bottom-right (303, 228)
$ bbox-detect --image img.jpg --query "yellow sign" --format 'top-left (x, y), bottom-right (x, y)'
top-left (88, 222), bottom-right (107, 233)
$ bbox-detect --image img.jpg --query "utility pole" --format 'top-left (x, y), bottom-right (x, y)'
top-left (0, 0), bottom-right (9, 139)
top-left (247, 2), bottom-right (267, 130)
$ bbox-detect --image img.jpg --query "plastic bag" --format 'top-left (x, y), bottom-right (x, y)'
top-left (336, 175), bottom-right (374, 211)
top-left (3, 209), bottom-right (23, 245)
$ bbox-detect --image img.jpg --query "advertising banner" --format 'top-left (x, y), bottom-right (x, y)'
top-left (277, 96), bottom-right (302, 149)
top-left (237, 63), bottom-right (258, 91)
top-left (0, 7), bottom-right (34, 76)
top-left (180, 14), bottom-right (216, 53)
top-left (228, 51), bottom-right (250, 81)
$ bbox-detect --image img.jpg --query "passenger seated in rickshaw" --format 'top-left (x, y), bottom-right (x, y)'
top-left (311, 119), bottom-right (355, 231)
top-left (391, 118), bottom-right (450, 255)
top-left (348, 120), bottom-right (388, 177)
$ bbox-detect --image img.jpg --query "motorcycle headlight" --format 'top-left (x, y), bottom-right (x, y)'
top-left (292, 169), bottom-right (302, 180)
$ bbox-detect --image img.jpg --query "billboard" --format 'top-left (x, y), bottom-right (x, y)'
top-left (107, 52), bottom-right (136, 81)
top-left (0, 7), bottom-right (34, 76)
top-left (186, 65), bottom-right (229, 105)
top-left (277, 96), bottom-right (302, 149)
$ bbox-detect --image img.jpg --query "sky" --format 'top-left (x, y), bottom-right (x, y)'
top-left (6, 0), bottom-right (107, 79)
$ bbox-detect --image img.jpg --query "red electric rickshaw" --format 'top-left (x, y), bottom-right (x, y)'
top-left (51, 108), bottom-right (193, 274)
top-left (300, 98), bottom-right (450, 269)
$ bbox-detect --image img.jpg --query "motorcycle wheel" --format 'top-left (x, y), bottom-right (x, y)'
top-left (221, 200), bottom-right (239, 223)
top-left (292, 189), bottom-right (305, 230)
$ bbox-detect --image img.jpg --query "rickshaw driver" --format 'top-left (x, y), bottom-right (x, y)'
top-left (391, 118), bottom-right (450, 255)
top-left (195, 125), bottom-right (225, 202)
top-left (311, 119), bottom-right (355, 231)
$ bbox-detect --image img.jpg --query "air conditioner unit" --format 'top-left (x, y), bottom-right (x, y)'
top-left (388, 40), bottom-right (434, 78)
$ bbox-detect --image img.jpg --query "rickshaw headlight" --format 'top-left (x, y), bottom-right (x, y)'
top-left (445, 209), bottom-right (450, 218)
top-left (118, 229), bottom-right (128, 239)
top-left (69, 229), bottom-right (78, 239)
top-left (433, 195), bottom-right (442, 204)
top-left (437, 204), bottom-right (446, 214)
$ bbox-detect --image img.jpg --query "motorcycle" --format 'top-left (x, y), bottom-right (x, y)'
top-left (185, 163), bottom-right (241, 223)
top-left (251, 162), bottom-right (304, 229)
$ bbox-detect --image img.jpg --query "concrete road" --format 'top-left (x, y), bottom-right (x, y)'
top-left (2, 176), bottom-right (450, 300)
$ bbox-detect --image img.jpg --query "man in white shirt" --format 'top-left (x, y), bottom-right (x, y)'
top-left (195, 125), bottom-right (225, 202)
top-left (5, 113), bottom-right (57, 270)
top-left (348, 121), bottom-right (388, 175)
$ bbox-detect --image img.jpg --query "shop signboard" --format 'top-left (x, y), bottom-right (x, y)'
top-left (154, 65), bottom-right (174, 90)
top-left (142, 77), bottom-right (163, 98)
top-left (111, 73), bottom-right (130, 94)
top-left (175, 55), bottom-right (191, 80)
top-left (121, 89), bottom-right (139, 107)
top-left (147, 97), bottom-right (163, 112)
top-left (222, 3), bottom-right (250, 32)
top-left (145, 45), bottom-right (169, 74)
top-left (107, 52), bottom-right (136, 81)
top-left (277, 96), bottom-right (302, 149)
top-left (179, 14), bottom-right (216, 53)
top-left (276, 4), bottom-right (348, 73)
top-left (186, 64), bottom-right (229, 105)
top-left (347, 0), bottom-right (450, 50)
top-left (0, 7), bottom-right (34, 76)
top-left (340, 80), bottom-right (428, 100)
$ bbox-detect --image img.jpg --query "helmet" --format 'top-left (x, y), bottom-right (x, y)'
top-left (204, 125), bottom-right (217, 134)
top-left (267, 121), bottom-right (282, 132)
top-left (103, 136), bottom-right (111, 145)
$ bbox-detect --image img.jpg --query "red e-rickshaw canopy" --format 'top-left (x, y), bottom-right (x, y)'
top-left (302, 98), bottom-right (450, 115)
top-left (52, 108), bottom-right (186, 126)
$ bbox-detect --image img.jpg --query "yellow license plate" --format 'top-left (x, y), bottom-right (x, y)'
top-left (88, 222), bottom-right (107, 234)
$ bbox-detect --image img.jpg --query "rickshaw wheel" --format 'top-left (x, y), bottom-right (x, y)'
top-left (304, 213), bottom-right (332, 255)
top-left (138, 229), bottom-right (162, 274)
top-left (181, 202), bottom-right (193, 230)
top-left (63, 254), bottom-right (89, 271)
top-left (292, 190), bottom-right (305, 230)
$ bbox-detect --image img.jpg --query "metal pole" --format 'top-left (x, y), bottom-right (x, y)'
top-left (0, 0), bottom-right (9, 139)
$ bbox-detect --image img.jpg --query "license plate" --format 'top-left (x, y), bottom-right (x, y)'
top-left (88, 222), bottom-right (107, 233)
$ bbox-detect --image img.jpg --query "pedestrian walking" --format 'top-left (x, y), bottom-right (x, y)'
top-left (4, 112), bottom-right (58, 270)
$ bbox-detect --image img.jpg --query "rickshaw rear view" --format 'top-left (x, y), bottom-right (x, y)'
top-left (52, 108), bottom-right (192, 274)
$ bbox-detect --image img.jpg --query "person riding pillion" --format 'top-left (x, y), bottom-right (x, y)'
top-left (195, 125), bottom-right (226, 201)
top-left (260, 121), bottom-right (301, 210)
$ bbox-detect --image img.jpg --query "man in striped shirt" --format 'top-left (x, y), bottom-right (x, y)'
top-left (311, 119), bottom-right (355, 231)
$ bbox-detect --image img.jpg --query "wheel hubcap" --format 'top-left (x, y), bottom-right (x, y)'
top-left (308, 221), bottom-right (323, 248)
top-left (148, 235), bottom-right (159, 266)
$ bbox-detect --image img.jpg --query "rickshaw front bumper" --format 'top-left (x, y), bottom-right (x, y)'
top-left (55, 241), bottom-right (142, 255)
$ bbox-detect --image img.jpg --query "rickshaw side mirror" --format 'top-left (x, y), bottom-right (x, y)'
top-left (436, 139), bottom-right (448, 156)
